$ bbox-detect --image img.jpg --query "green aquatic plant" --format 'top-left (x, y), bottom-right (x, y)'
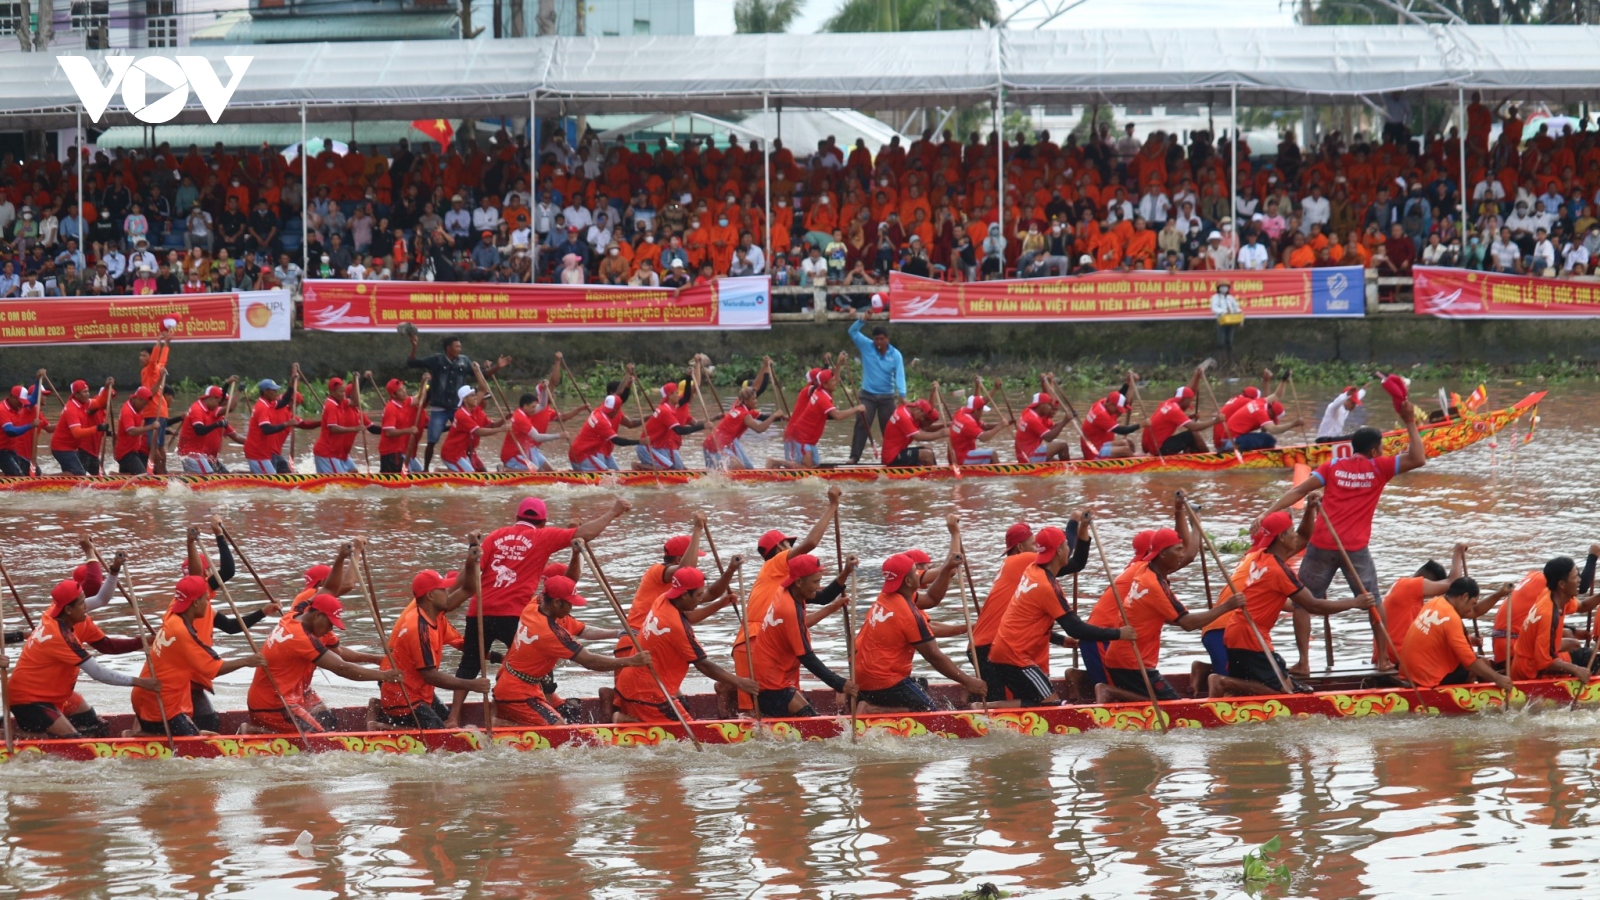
top-left (956, 884), bottom-right (1007, 900)
top-left (1241, 834), bottom-right (1291, 892)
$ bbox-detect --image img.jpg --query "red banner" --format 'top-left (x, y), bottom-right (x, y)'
top-left (888, 268), bottom-right (1365, 323)
top-left (301, 277), bottom-right (771, 332)
top-left (0, 291), bottom-right (291, 346)
top-left (1413, 266), bottom-right (1600, 318)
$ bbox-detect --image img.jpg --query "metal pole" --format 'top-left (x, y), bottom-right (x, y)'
top-left (529, 90), bottom-right (539, 282)
top-left (762, 92), bottom-right (772, 279)
top-left (76, 107), bottom-right (84, 269)
top-left (300, 104), bottom-right (309, 274)
top-left (1457, 86), bottom-right (1468, 242)
top-left (994, 30), bottom-right (1004, 251)
top-left (1230, 85), bottom-right (1238, 246)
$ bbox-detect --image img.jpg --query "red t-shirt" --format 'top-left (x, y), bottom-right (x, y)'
top-left (784, 386), bottom-right (836, 446)
top-left (475, 522), bottom-right (579, 617)
top-left (705, 403), bottom-right (755, 453)
top-left (175, 399), bottom-right (223, 456)
top-left (50, 398), bottom-right (93, 453)
top-left (645, 401), bottom-right (691, 452)
top-left (854, 590), bottom-right (935, 691)
top-left (311, 398), bottom-right (351, 458)
top-left (378, 398), bottom-right (421, 457)
top-left (439, 406), bottom-right (486, 464)
top-left (1014, 407), bottom-right (1052, 462)
top-left (114, 400), bottom-right (148, 459)
top-left (499, 408), bottom-right (536, 464)
top-left (1079, 399), bottom-right (1119, 458)
top-left (1143, 399), bottom-right (1190, 454)
top-left (1214, 392), bottom-right (1254, 444)
top-left (1309, 454), bottom-right (1400, 551)
top-left (881, 405), bottom-right (923, 465)
top-left (243, 397), bottom-right (294, 461)
top-left (568, 398), bottom-right (622, 464)
top-left (1225, 398), bottom-right (1273, 437)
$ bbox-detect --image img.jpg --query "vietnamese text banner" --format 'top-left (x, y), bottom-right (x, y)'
top-left (0, 290), bottom-right (292, 346)
top-left (888, 268), bottom-right (1365, 323)
top-left (1413, 266), bottom-right (1600, 318)
top-left (302, 277), bottom-right (771, 332)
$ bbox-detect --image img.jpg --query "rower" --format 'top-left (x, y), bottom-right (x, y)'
top-left (948, 394), bottom-right (1011, 465)
top-left (1510, 557), bottom-right (1597, 681)
top-left (751, 553), bottom-right (855, 717)
top-left (1398, 576), bottom-right (1512, 692)
top-left (971, 516), bottom-right (1092, 700)
top-left (132, 575), bottom-right (264, 737)
top-left (985, 523), bottom-right (1135, 707)
top-left (0, 381), bottom-right (43, 476)
top-left (439, 382), bottom-right (507, 473)
top-left (1203, 504), bottom-right (1374, 698)
top-left (114, 386), bottom-right (160, 475)
top-left (639, 378), bottom-right (703, 471)
top-left (881, 396), bottom-right (945, 467)
top-left (704, 375), bottom-right (785, 470)
top-left (853, 553), bottom-right (985, 713)
top-left (8, 575), bottom-right (159, 738)
top-left (493, 575), bottom-right (651, 726)
top-left (1315, 385), bottom-right (1369, 442)
top-left (242, 593), bottom-right (397, 734)
top-left (502, 383), bottom-right (573, 473)
top-left (378, 375), bottom-right (428, 474)
top-left (613, 568), bottom-right (759, 724)
top-left (777, 367), bottom-right (862, 469)
top-left (1252, 391), bottom-right (1427, 634)
top-left (375, 543), bottom-right (486, 730)
top-left (615, 524), bottom-right (738, 656)
top-left (721, 484), bottom-right (841, 716)
top-left (1142, 368), bottom-right (1217, 456)
top-left (279, 546), bottom-right (385, 723)
top-left (176, 381), bottom-right (241, 474)
top-left (181, 522), bottom-right (280, 732)
top-left (1013, 388), bottom-right (1072, 463)
top-left (1219, 397), bottom-right (1304, 453)
top-left (1373, 544), bottom-right (1474, 669)
top-left (1212, 370), bottom-right (1271, 448)
top-left (1079, 378), bottom-right (1140, 460)
top-left (567, 373), bottom-right (641, 473)
top-left (245, 376), bottom-right (312, 475)
top-left (50, 377), bottom-right (113, 476)
top-left (1492, 544), bottom-right (1600, 667)
top-left (1084, 497), bottom-right (1239, 703)
top-left (446, 496), bottom-right (629, 727)
top-left (311, 376), bottom-right (373, 474)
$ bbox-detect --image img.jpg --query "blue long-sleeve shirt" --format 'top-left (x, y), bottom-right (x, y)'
top-left (848, 319), bottom-right (906, 396)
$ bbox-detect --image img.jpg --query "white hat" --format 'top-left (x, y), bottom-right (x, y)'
top-left (670, 258), bottom-right (685, 268)
top-left (1078, 254), bottom-right (1093, 264)
top-left (457, 385), bottom-right (476, 401)
top-left (161, 317), bottom-right (178, 329)
top-left (870, 293), bottom-right (884, 311)
top-left (1207, 231), bottom-right (1222, 241)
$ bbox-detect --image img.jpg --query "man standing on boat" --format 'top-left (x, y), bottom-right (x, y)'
top-left (404, 331), bottom-right (512, 472)
top-left (1252, 391), bottom-right (1427, 656)
top-left (846, 308), bottom-right (907, 466)
top-left (445, 496), bottom-right (630, 727)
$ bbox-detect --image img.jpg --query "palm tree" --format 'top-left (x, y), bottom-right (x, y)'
top-left (822, 0), bottom-right (1000, 32)
top-left (736, 0), bottom-right (807, 33)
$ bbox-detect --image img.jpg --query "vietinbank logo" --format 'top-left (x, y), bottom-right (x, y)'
top-left (57, 55), bottom-right (252, 124)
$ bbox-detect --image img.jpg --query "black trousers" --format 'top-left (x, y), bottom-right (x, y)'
top-left (849, 391), bottom-right (897, 463)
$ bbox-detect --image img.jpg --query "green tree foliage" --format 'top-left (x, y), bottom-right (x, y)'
top-left (734, 0), bottom-right (807, 33)
top-left (821, 0), bottom-right (1000, 32)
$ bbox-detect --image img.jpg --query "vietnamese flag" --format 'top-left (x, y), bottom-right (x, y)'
top-left (412, 119), bottom-right (454, 149)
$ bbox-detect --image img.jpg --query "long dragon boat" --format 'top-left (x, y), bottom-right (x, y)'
top-left (0, 393), bottom-right (1542, 494)
top-left (0, 668), bottom-right (1588, 761)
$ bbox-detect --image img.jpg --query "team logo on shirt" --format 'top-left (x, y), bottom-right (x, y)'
top-left (1017, 573), bottom-right (1039, 597)
top-left (490, 561), bottom-right (519, 590)
top-left (152, 629), bottom-right (176, 655)
top-left (867, 604), bottom-right (895, 626)
top-left (1126, 581), bottom-right (1149, 602)
top-left (761, 605), bottom-right (784, 630)
top-left (264, 624), bottom-right (292, 647)
top-left (1247, 562), bottom-right (1269, 586)
top-left (641, 612), bottom-right (671, 639)
top-left (513, 625), bottom-right (538, 647)
top-left (1411, 608), bottom-right (1449, 635)
top-left (1522, 606), bottom-right (1544, 629)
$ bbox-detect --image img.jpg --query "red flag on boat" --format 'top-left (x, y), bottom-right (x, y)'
top-left (1464, 384), bottom-right (1487, 412)
top-left (411, 119), bottom-right (454, 149)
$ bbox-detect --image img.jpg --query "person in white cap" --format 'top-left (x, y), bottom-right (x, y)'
top-left (1315, 384), bottom-right (1370, 442)
top-left (439, 379), bottom-right (507, 473)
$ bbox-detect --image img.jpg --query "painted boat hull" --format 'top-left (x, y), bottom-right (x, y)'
top-left (0, 393), bottom-right (1543, 494)
top-left (2, 673), bottom-right (1590, 761)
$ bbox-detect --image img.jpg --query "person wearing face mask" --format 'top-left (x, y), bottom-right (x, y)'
top-left (598, 241), bottom-right (631, 284)
top-left (1460, 231), bottom-right (1488, 270)
top-left (1210, 282), bottom-right (1243, 352)
top-left (706, 213), bottom-right (738, 274)
top-left (804, 191), bottom-right (837, 246)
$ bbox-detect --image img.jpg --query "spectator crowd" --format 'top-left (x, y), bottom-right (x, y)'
top-left (3, 94), bottom-right (1600, 303)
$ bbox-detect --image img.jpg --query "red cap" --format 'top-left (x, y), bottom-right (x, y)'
top-left (1034, 526), bottom-right (1067, 565)
top-left (1381, 373), bottom-right (1410, 415)
top-left (411, 569), bottom-right (449, 597)
top-left (904, 548), bottom-right (932, 565)
top-left (307, 593), bottom-right (346, 628)
top-left (132, 386), bottom-right (153, 401)
top-left (327, 377), bottom-right (344, 392)
top-left (7, 386), bottom-right (25, 401)
top-left (1267, 400), bottom-right (1285, 420)
top-left (1145, 527), bottom-right (1181, 561)
top-left (663, 534), bottom-right (705, 559)
top-left (661, 381), bottom-right (680, 395)
top-left (303, 564), bottom-right (332, 587)
top-left (782, 554), bottom-right (822, 588)
top-left (664, 567), bottom-right (706, 599)
top-left (758, 530), bottom-right (791, 555)
top-left (1028, 392), bottom-right (1051, 408)
top-left (1004, 523), bottom-right (1033, 551)
top-left (1344, 385), bottom-right (1363, 406)
top-left (543, 575), bottom-right (586, 606)
top-left (1133, 530), bottom-right (1156, 560)
top-left (517, 497), bottom-right (547, 522)
top-left (814, 369), bottom-right (834, 385)
top-left (386, 378), bottom-right (404, 396)
top-left (1175, 386), bottom-right (1196, 401)
top-left (70, 379), bottom-right (89, 393)
top-left (1106, 391), bottom-right (1127, 411)
top-left (1251, 511), bottom-right (1293, 552)
top-left (542, 562), bottom-right (569, 580)
top-left (882, 553), bottom-right (916, 592)
top-left (171, 575), bottom-right (210, 613)
top-left (202, 385), bottom-right (225, 399)
top-left (49, 579), bottom-right (82, 616)
top-left (913, 399), bottom-right (937, 421)
top-left (966, 395), bottom-right (988, 412)
top-left (1242, 387), bottom-right (1262, 399)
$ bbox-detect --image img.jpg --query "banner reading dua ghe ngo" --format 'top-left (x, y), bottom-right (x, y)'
top-left (888, 268), bottom-right (1365, 323)
top-left (0, 291), bottom-right (291, 346)
top-left (1413, 266), bottom-right (1600, 318)
top-left (301, 277), bottom-right (771, 332)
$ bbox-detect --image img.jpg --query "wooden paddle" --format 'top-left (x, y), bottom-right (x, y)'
top-left (353, 544), bottom-right (424, 737)
top-left (1287, 371), bottom-right (1311, 444)
top-left (0, 552), bottom-right (13, 753)
top-left (215, 523), bottom-right (278, 609)
top-left (1043, 375), bottom-right (1094, 460)
top-left (1084, 516), bottom-right (1167, 730)
top-left (629, 371), bottom-right (663, 470)
top-left (559, 358), bottom-right (594, 412)
top-left (579, 539), bottom-right (702, 750)
top-left (101, 551), bottom-right (172, 749)
top-left (768, 358), bottom-right (792, 419)
top-left (993, 379), bottom-right (1020, 436)
top-left (932, 386), bottom-right (962, 478)
top-left (1182, 499), bottom-right (1292, 696)
top-left (285, 367), bottom-right (301, 473)
top-left (950, 520), bottom-right (989, 718)
top-left (0, 553), bottom-right (36, 630)
top-left (198, 542), bottom-right (309, 749)
top-left (832, 356), bottom-right (878, 461)
top-left (352, 372), bottom-right (374, 475)
top-left (406, 378), bottom-right (431, 472)
top-left (701, 520), bottom-right (758, 728)
top-left (1197, 369), bottom-right (1246, 464)
top-left (835, 509), bottom-right (859, 743)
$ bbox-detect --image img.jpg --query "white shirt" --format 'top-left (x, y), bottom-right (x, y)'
top-left (18, 279), bottom-right (45, 298)
top-left (1532, 238), bottom-right (1557, 270)
top-left (347, 263), bottom-right (368, 280)
top-left (801, 256), bottom-right (828, 286)
top-left (511, 225), bottom-right (533, 248)
top-left (1473, 179), bottom-right (1506, 201)
top-left (563, 204), bottom-right (593, 231)
top-left (739, 244), bottom-right (766, 275)
top-left (1301, 195), bottom-right (1331, 229)
top-left (1490, 238), bottom-right (1521, 268)
top-left (443, 208), bottom-right (472, 236)
top-left (103, 251), bottom-right (126, 279)
top-left (1137, 193), bottom-right (1172, 224)
top-left (1209, 291), bottom-right (1241, 316)
top-left (1237, 242), bottom-right (1270, 270)
top-left (1563, 243), bottom-right (1591, 272)
top-left (1317, 392), bottom-right (1364, 438)
top-left (472, 206), bottom-right (501, 232)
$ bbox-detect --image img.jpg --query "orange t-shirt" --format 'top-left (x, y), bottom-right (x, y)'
top-left (972, 553), bottom-right (1034, 648)
top-left (1087, 563), bottom-right (1188, 670)
top-left (1398, 596), bottom-right (1477, 688)
top-left (854, 591), bottom-right (935, 691)
top-left (732, 552), bottom-right (790, 653)
top-left (140, 344), bottom-right (170, 420)
top-left (1511, 593), bottom-right (1570, 680)
top-left (614, 597), bottom-right (704, 705)
top-left (131, 613), bottom-right (223, 722)
top-left (752, 588), bottom-right (811, 692)
top-left (379, 602), bottom-right (450, 715)
top-left (494, 605), bottom-right (585, 703)
top-left (616, 562), bottom-right (673, 654)
top-left (988, 563), bottom-right (1074, 672)
top-left (1493, 571), bottom-right (1577, 662)
top-left (9, 614), bottom-right (104, 707)
top-left (1381, 577), bottom-right (1427, 654)
top-left (247, 614), bottom-right (326, 713)
top-left (1202, 550), bottom-right (1304, 654)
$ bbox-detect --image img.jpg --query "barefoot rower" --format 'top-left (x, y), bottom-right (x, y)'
top-left (132, 575), bottom-right (264, 737)
top-left (1219, 397), bottom-right (1304, 453)
top-left (492, 575), bottom-right (651, 726)
top-left (1510, 557), bottom-right (1598, 681)
top-left (378, 376), bottom-right (428, 474)
top-left (114, 387), bottom-right (160, 475)
top-left (1084, 499), bottom-right (1239, 703)
top-left (779, 368), bottom-right (861, 468)
top-left (567, 376), bottom-right (641, 473)
top-left (1013, 388), bottom-right (1072, 463)
top-left (704, 363), bottom-right (785, 470)
top-left (502, 383), bottom-right (572, 472)
top-left (1372, 545), bottom-right (1471, 669)
top-left (751, 553), bottom-right (855, 717)
top-left (447, 496), bottom-right (629, 726)
top-left (0, 381), bottom-right (43, 476)
top-left (616, 525), bottom-right (738, 655)
top-left (181, 522), bottom-right (279, 732)
top-left (9, 575), bottom-right (159, 738)
top-left (245, 377), bottom-right (314, 475)
top-left (1079, 381), bottom-right (1140, 460)
top-left (948, 394), bottom-right (1010, 465)
top-left (613, 568), bottom-right (759, 724)
top-left (971, 516), bottom-right (1093, 699)
top-left (853, 553), bottom-right (986, 713)
top-left (1142, 368), bottom-right (1216, 456)
top-left (243, 593), bottom-right (396, 734)
top-left (1203, 504), bottom-right (1374, 697)
top-left (985, 524), bottom-right (1135, 707)
top-left (50, 377), bottom-right (113, 476)
top-left (1398, 577), bottom-right (1513, 691)
top-left (640, 379), bottom-right (703, 470)
top-left (176, 381), bottom-right (241, 474)
top-left (311, 377), bottom-right (373, 474)
top-left (378, 545), bottom-right (485, 730)
top-left (439, 383), bottom-right (506, 473)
